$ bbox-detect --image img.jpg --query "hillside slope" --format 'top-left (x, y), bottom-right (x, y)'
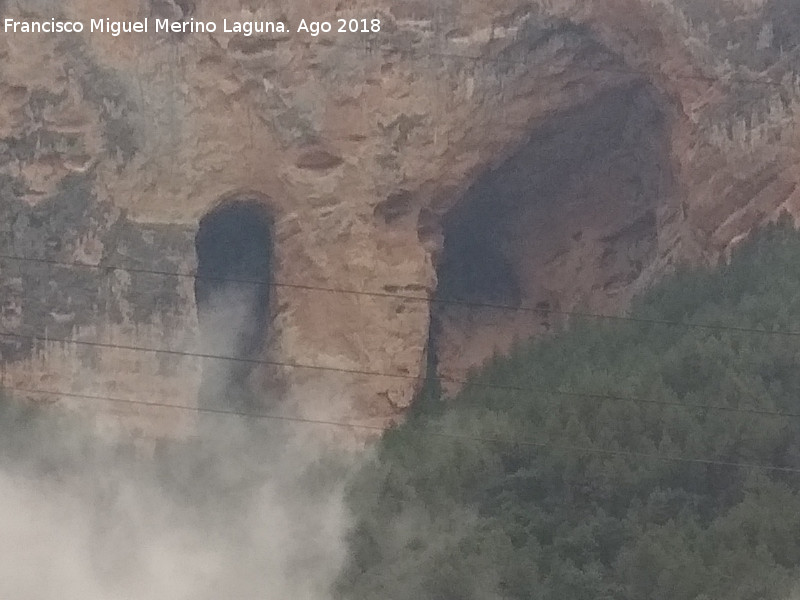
top-left (340, 218), bottom-right (800, 600)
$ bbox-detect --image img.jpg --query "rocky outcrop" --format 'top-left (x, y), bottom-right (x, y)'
top-left (0, 0), bottom-right (799, 438)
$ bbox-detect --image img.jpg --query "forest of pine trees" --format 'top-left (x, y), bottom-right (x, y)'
top-left (338, 218), bottom-right (800, 600)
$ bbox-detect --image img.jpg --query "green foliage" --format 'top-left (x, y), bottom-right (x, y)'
top-left (339, 219), bottom-right (800, 600)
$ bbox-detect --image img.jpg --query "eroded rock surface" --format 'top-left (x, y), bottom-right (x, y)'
top-left (1, 0), bottom-right (799, 438)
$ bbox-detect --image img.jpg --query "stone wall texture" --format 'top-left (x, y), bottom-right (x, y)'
top-left (1, 0), bottom-right (799, 439)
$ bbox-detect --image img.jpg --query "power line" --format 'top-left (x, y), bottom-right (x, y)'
top-left (5, 383), bottom-right (800, 475)
top-left (0, 327), bottom-right (797, 421)
top-left (1, 42), bottom-right (796, 342)
top-left (3, 252), bottom-right (800, 338)
top-left (1, 384), bottom-right (388, 433)
top-left (0, 29), bottom-right (795, 478)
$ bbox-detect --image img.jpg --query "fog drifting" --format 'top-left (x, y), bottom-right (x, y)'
top-left (0, 286), bottom-right (354, 599)
top-left (0, 412), bottom-right (354, 599)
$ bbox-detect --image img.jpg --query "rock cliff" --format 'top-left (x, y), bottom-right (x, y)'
top-left (1, 0), bottom-right (799, 438)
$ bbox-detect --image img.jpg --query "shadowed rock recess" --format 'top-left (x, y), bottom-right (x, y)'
top-left (0, 0), bottom-right (799, 437)
top-left (195, 198), bottom-right (273, 412)
top-left (432, 82), bottom-right (673, 385)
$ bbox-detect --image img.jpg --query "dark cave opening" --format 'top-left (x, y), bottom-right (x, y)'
top-left (429, 82), bottom-right (673, 387)
top-left (436, 205), bottom-right (523, 307)
top-left (194, 198), bottom-right (273, 410)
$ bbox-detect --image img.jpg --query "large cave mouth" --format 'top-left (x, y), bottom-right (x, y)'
top-left (194, 198), bottom-right (273, 409)
top-left (431, 81), bottom-right (675, 385)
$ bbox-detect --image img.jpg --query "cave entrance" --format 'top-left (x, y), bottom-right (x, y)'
top-left (431, 81), bottom-right (674, 389)
top-left (194, 197), bottom-right (273, 410)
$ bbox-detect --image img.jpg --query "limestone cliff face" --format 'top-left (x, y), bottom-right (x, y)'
top-left (0, 0), bottom-right (798, 437)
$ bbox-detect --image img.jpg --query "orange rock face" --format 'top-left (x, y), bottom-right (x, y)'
top-left (0, 0), bottom-right (798, 439)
